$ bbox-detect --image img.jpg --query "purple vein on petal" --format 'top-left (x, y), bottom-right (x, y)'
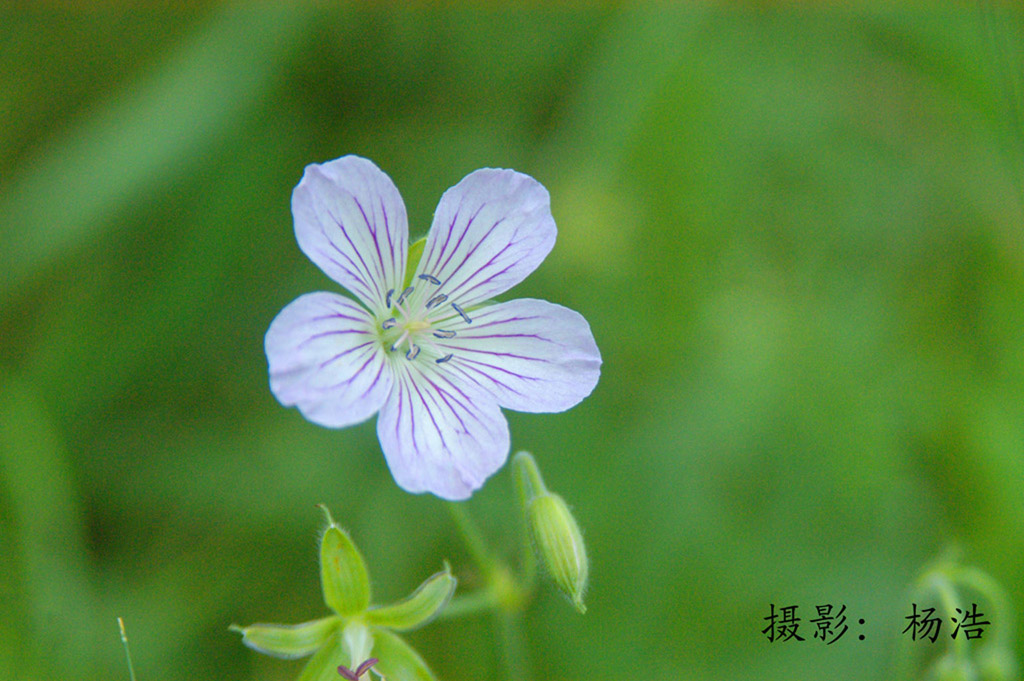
top-left (422, 191), bottom-right (471, 276)
top-left (380, 194), bottom-right (399, 286)
top-left (408, 375), bottom-right (452, 453)
top-left (315, 249), bottom-right (374, 303)
top-left (443, 252), bottom-right (519, 303)
top-left (355, 354), bottom-right (387, 400)
top-left (445, 360), bottom-right (527, 397)
top-left (326, 206), bottom-right (385, 306)
top-left (322, 344), bottom-right (378, 390)
top-left (318, 340), bottom-right (374, 370)
top-left (352, 195), bottom-right (388, 294)
top-left (297, 328), bottom-right (371, 349)
top-left (308, 312), bottom-right (367, 323)
top-left (430, 201), bottom-right (487, 278)
top-left (434, 215), bottom-right (506, 297)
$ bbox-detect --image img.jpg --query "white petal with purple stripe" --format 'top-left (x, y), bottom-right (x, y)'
top-left (292, 156), bottom-right (407, 312)
top-left (377, 360), bottom-right (510, 500)
top-left (414, 169), bottom-right (556, 309)
top-left (434, 299), bottom-right (601, 413)
top-left (266, 292), bottom-right (392, 428)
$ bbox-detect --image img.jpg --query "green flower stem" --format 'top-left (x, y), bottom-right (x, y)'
top-left (495, 609), bottom-right (531, 681)
top-left (446, 502), bottom-right (501, 581)
top-left (512, 454), bottom-right (539, 586)
top-left (438, 590), bottom-right (500, 619)
top-left (444, 502), bottom-right (534, 681)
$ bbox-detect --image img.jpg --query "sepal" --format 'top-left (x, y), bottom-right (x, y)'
top-left (319, 505), bottom-right (371, 616)
top-left (364, 564), bottom-right (456, 631)
top-left (230, 616), bottom-right (339, 659)
top-left (372, 628), bottom-right (437, 681)
top-left (297, 629), bottom-right (348, 681)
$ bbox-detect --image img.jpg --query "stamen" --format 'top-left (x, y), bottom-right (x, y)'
top-left (385, 288), bottom-right (394, 308)
top-left (406, 344), bottom-right (421, 360)
top-left (433, 329), bottom-right (457, 339)
top-left (436, 353), bottom-right (453, 364)
top-left (390, 330), bottom-right (410, 352)
top-left (382, 318), bottom-right (397, 330)
top-left (426, 293), bottom-right (448, 310)
top-left (418, 274), bottom-right (441, 285)
top-left (396, 286), bottom-right (415, 305)
top-left (451, 302), bottom-right (473, 324)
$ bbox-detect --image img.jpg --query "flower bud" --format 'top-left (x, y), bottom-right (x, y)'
top-left (528, 493), bottom-right (588, 613)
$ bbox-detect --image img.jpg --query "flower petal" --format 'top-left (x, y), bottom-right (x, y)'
top-left (292, 155), bottom-right (407, 312)
top-left (376, 359), bottom-right (509, 500)
top-left (414, 168), bottom-right (555, 308)
top-left (435, 299), bottom-right (601, 413)
top-left (266, 292), bottom-right (391, 428)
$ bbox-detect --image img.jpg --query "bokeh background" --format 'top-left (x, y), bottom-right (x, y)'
top-left (2, 4), bottom-right (1023, 680)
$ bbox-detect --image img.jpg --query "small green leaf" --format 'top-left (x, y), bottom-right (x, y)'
top-left (319, 510), bottom-right (371, 616)
top-left (372, 628), bottom-right (437, 681)
top-left (364, 566), bottom-right (457, 631)
top-left (297, 629), bottom-right (348, 681)
top-left (403, 237), bottom-right (427, 289)
top-left (230, 616), bottom-right (339, 659)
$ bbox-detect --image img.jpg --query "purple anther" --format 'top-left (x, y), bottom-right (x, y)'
top-left (418, 274), bottom-right (442, 285)
top-left (436, 353), bottom-right (454, 364)
top-left (396, 286), bottom-right (415, 305)
top-left (406, 344), bottom-right (421, 360)
top-left (385, 288), bottom-right (394, 308)
top-left (382, 318), bottom-right (397, 330)
top-left (433, 329), bottom-right (457, 339)
top-left (426, 294), bottom-right (448, 310)
top-left (451, 302), bottom-right (472, 324)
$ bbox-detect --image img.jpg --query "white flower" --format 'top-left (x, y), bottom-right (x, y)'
top-left (265, 156), bottom-right (601, 500)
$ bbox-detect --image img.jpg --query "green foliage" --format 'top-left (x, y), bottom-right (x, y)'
top-left (1, 5), bottom-right (1023, 681)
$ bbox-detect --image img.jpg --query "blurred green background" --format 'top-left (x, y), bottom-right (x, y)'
top-left (2, 4), bottom-right (1023, 680)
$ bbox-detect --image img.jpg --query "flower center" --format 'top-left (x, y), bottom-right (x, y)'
top-left (379, 273), bottom-right (469, 364)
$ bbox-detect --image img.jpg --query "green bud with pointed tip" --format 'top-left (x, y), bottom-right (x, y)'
top-left (319, 505), bottom-right (371, 616)
top-left (230, 616), bottom-right (339, 659)
top-left (528, 492), bottom-right (589, 613)
top-left (365, 565), bottom-right (457, 631)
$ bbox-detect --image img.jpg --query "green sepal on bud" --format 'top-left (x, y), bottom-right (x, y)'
top-left (365, 564), bottom-right (457, 631)
top-left (528, 493), bottom-right (589, 613)
top-left (319, 505), bottom-right (371, 616)
top-left (296, 629), bottom-right (347, 681)
top-left (230, 616), bottom-right (339, 659)
top-left (372, 627), bottom-right (438, 681)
